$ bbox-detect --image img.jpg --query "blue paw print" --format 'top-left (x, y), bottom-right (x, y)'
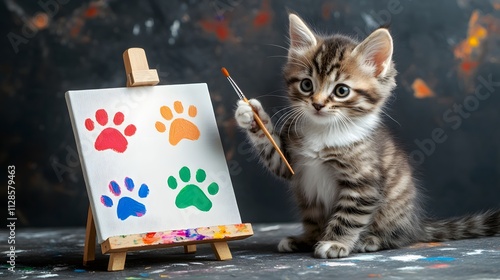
top-left (100, 177), bottom-right (150, 221)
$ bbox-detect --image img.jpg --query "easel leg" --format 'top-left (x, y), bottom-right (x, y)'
top-left (184, 245), bottom-right (196, 254)
top-left (83, 207), bottom-right (96, 265)
top-left (107, 252), bottom-right (127, 271)
top-left (211, 242), bottom-right (232, 260)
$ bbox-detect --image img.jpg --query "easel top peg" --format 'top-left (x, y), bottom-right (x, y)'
top-left (123, 48), bottom-right (159, 87)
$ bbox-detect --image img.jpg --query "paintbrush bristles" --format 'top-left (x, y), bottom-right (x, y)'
top-left (221, 67), bottom-right (230, 78)
top-left (221, 67), bottom-right (247, 101)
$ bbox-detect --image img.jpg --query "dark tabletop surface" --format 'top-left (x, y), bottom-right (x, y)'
top-left (1, 224), bottom-right (500, 279)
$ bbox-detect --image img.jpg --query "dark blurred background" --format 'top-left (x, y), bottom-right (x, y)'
top-left (1, 0), bottom-right (499, 227)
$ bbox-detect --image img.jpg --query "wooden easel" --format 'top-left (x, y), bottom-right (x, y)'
top-left (82, 48), bottom-right (253, 271)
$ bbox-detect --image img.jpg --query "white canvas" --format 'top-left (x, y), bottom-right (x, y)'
top-left (66, 83), bottom-right (242, 243)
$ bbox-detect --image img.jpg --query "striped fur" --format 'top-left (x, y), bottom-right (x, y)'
top-left (235, 14), bottom-right (500, 258)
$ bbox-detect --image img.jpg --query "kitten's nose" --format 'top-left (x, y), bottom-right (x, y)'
top-left (312, 103), bottom-right (325, 111)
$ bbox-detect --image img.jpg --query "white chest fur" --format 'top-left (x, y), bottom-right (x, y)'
top-left (289, 112), bottom-right (379, 213)
top-left (292, 147), bottom-right (339, 214)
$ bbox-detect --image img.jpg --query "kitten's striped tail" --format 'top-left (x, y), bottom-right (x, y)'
top-left (420, 210), bottom-right (500, 242)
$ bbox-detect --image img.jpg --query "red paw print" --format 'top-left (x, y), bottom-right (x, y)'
top-left (85, 109), bottom-right (136, 153)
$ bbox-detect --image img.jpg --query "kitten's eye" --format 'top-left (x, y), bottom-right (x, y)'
top-left (300, 78), bottom-right (314, 93)
top-left (334, 84), bottom-right (350, 98)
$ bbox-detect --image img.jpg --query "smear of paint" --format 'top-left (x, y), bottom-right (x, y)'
top-left (149, 269), bottom-right (166, 274)
top-left (52, 266), bottom-right (70, 271)
top-left (322, 2), bottom-right (334, 20)
top-left (253, 0), bottom-right (272, 28)
top-left (361, 13), bottom-right (378, 29)
top-left (390, 255), bottom-right (424, 262)
top-left (412, 78), bottom-right (434, 99)
top-left (214, 265), bottom-right (236, 269)
top-left (453, 10), bottom-right (500, 77)
top-left (36, 274), bottom-right (59, 279)
top-left (454, 10), bottom-right (488, 61)
top-left (428, 264), bottom-right (450, 269)
top-left (342, 254), bottom-right (384, 261)
top-left (169, 20), bottom-right (181, 45)
top-left (133, 24), bottom-right (140, 35)
top-left (31, 13), bottom-right (49, 30)
top-left (422, 257), bottom-right (455, 262)
top-left (259, 225), bottom-right (280, 232)
top-left (1, 249), bottom-right (26, 254)
top-left (460, 60), bottom-right (479, 74)
top-left (139, 273), bottom-right (149, 277)
top-left (368, 274), bottom-right (382, 278)
top-left (439, 248), bottom-right (457, 251)
top-left (74, 269), bottom-right (86, 273)
top-left (320, 262), bottom-right (356, 267)
top-left (142, 232), bottom-right (160, 245)
top-left (397, 266), bottom-right (425, 271)
top-left (84, 6), bottom-right (99, 18)
top-left (199, 18), bottom-right (231, 41)
top-left (274, 265), bottom-right (291, 269)
top-left (467, 249), bottom-right (485, 255)
top-left (409, 242), bottom-right (443, 249)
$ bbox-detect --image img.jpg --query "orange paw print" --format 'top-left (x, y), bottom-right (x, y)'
top-left (155, 101), bottom-right (200, 146)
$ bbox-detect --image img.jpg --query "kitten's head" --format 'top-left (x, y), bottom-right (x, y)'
top-left (284, 14), bottom-right (396, 126)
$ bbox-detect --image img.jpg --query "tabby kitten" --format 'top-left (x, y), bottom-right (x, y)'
top-left (235, 14), bottom-right (500, 258)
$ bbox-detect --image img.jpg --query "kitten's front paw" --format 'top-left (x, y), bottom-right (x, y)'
top-left (278, 237), bottom-right (297, 252)
top-left (235, 100), bottom-right (256, 131)
top-left (357, 235), bottom-right (381, 253)
top-left (314, 241), bottom-right (351, 258)
top-left (235, 99), bottom-right (272, 132)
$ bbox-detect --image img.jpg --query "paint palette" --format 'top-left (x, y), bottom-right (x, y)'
top-left (66, 83), bottom-right (242, 243)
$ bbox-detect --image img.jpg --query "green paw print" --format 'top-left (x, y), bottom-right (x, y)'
top-left (168, 166), bottom-right (219, 212)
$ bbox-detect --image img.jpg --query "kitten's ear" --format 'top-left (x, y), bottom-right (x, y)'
top-left (289, 14), bottom-right (317, 53)
top-left (352, 28), bottom-right (393, 77)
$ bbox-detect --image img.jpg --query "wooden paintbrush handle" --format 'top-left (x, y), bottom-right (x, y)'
top-left (246, 100), bottom-right (295, 175)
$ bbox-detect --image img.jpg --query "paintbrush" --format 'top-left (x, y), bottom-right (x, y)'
top-left (221, 67), bottom-right (295, 175)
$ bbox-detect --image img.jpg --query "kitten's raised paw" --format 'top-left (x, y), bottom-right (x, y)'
top-left (248, 99), bottom-right (272, 127)
top-left (235, 99), bottom-right (272, 132)
top-left (314, 241), bottom-right (350, 258)
top-left (278, 237), bottom-right (298, 252)
top-left (235, 100), bottom-right (256, 130)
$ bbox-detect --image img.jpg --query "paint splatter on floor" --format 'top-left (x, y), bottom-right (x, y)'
top-left (422, 256), bottom-right (455, 262)
top-left (390, 255), bottom-right (425, 262)
top-left (36, 274), bottom-right (59, 278)
top-left (428, 264), bottom-right (450, 269)
top-left (466, 249), bottom-right (486, 255)
top-left (320, 262), bottom-right (357, 267)
top-left (259, 225), bottom-right (280, 232)
top-left (398, 266), bottom-right (425, 271)
top-left (342, 254), bottom-right (384, 261)
top-left (409, 242), bottom-right (443, 249)
top-left (439, 248), bottom-right (458, 251)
